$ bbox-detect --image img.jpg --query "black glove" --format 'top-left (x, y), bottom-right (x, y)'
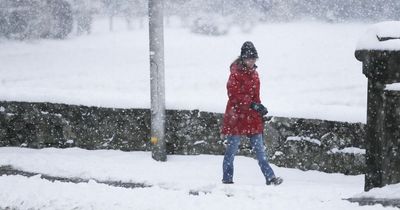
top-left (250, 102), bottom-right (268, 116)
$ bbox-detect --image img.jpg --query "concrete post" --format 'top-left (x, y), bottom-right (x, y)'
top-left (149, 0), bottom-right (166, 161)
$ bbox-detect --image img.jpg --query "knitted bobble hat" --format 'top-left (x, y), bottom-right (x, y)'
top-left (240, 41), bottom-right (258, 59)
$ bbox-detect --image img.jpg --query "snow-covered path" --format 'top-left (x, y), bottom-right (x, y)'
top-left (0, 147), bottom-right (395, 210)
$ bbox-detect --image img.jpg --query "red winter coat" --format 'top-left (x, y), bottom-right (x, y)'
top-left (221, 61), bottom-right (264, 136)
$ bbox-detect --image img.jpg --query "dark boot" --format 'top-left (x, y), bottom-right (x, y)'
top-left (222, 180), bottom-right (234, 184)
top-left (266, 177), bottom-right (283, 186)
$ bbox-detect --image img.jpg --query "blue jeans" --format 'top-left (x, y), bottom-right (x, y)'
top-left (222, 134), bottom-right (275, 182)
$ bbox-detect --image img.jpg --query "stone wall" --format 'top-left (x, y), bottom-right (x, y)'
top-left (0, 101), bottom-right (366, 175)
top-left (265, 117), bottom-right (365, 175)
top-left (0, 101), bottom-right (151, 151)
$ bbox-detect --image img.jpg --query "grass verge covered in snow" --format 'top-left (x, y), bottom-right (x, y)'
top-left (0, 19), bottom-right (368, 123)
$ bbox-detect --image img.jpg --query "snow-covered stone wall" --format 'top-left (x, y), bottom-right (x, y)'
top-left (265, 117), bottom-right (365, 175)
top-left (0, 101), bottom-right (366, 175)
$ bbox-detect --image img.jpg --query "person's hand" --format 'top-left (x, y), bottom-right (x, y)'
top-left (250, 102), bottom-right (268, 116)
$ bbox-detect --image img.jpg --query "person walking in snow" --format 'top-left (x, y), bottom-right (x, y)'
top-left (221, 41), bottom-right (283, 186)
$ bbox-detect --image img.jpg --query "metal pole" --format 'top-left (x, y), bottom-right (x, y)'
top-left (149, 0), bottom-right (166, 161)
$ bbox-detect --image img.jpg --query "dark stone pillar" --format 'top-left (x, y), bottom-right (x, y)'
top-left (382, 90), bottom-right (400, 185)
top-left (356, 50), bottom-right (400, 191)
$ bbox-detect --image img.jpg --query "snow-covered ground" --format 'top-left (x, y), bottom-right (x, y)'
top-left (354, 183), bottom-right (400, 200)
top-left (0, 18), bottom-right (368, 123)
top-left (2, 18), bottom-right (393, 209)
top-left (0, 147), bottom-right (397, 210)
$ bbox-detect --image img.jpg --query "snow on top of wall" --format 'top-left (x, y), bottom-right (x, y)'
top-left (286, 136), bottom-right (321, 146)
top-left (329, 147), bottom-right (366, 155)
top-left (385, 83), bottom-right (400, 91)
top-left (357, 21), bottom-right (400, 51)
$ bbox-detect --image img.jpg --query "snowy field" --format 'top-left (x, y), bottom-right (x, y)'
top-left (0, 147), bottom-right (397, 210)
top-left (0, 18), bottom-right (369, 123)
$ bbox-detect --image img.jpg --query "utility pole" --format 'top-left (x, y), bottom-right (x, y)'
top-left (149, 0), bottom-right (167, 161)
